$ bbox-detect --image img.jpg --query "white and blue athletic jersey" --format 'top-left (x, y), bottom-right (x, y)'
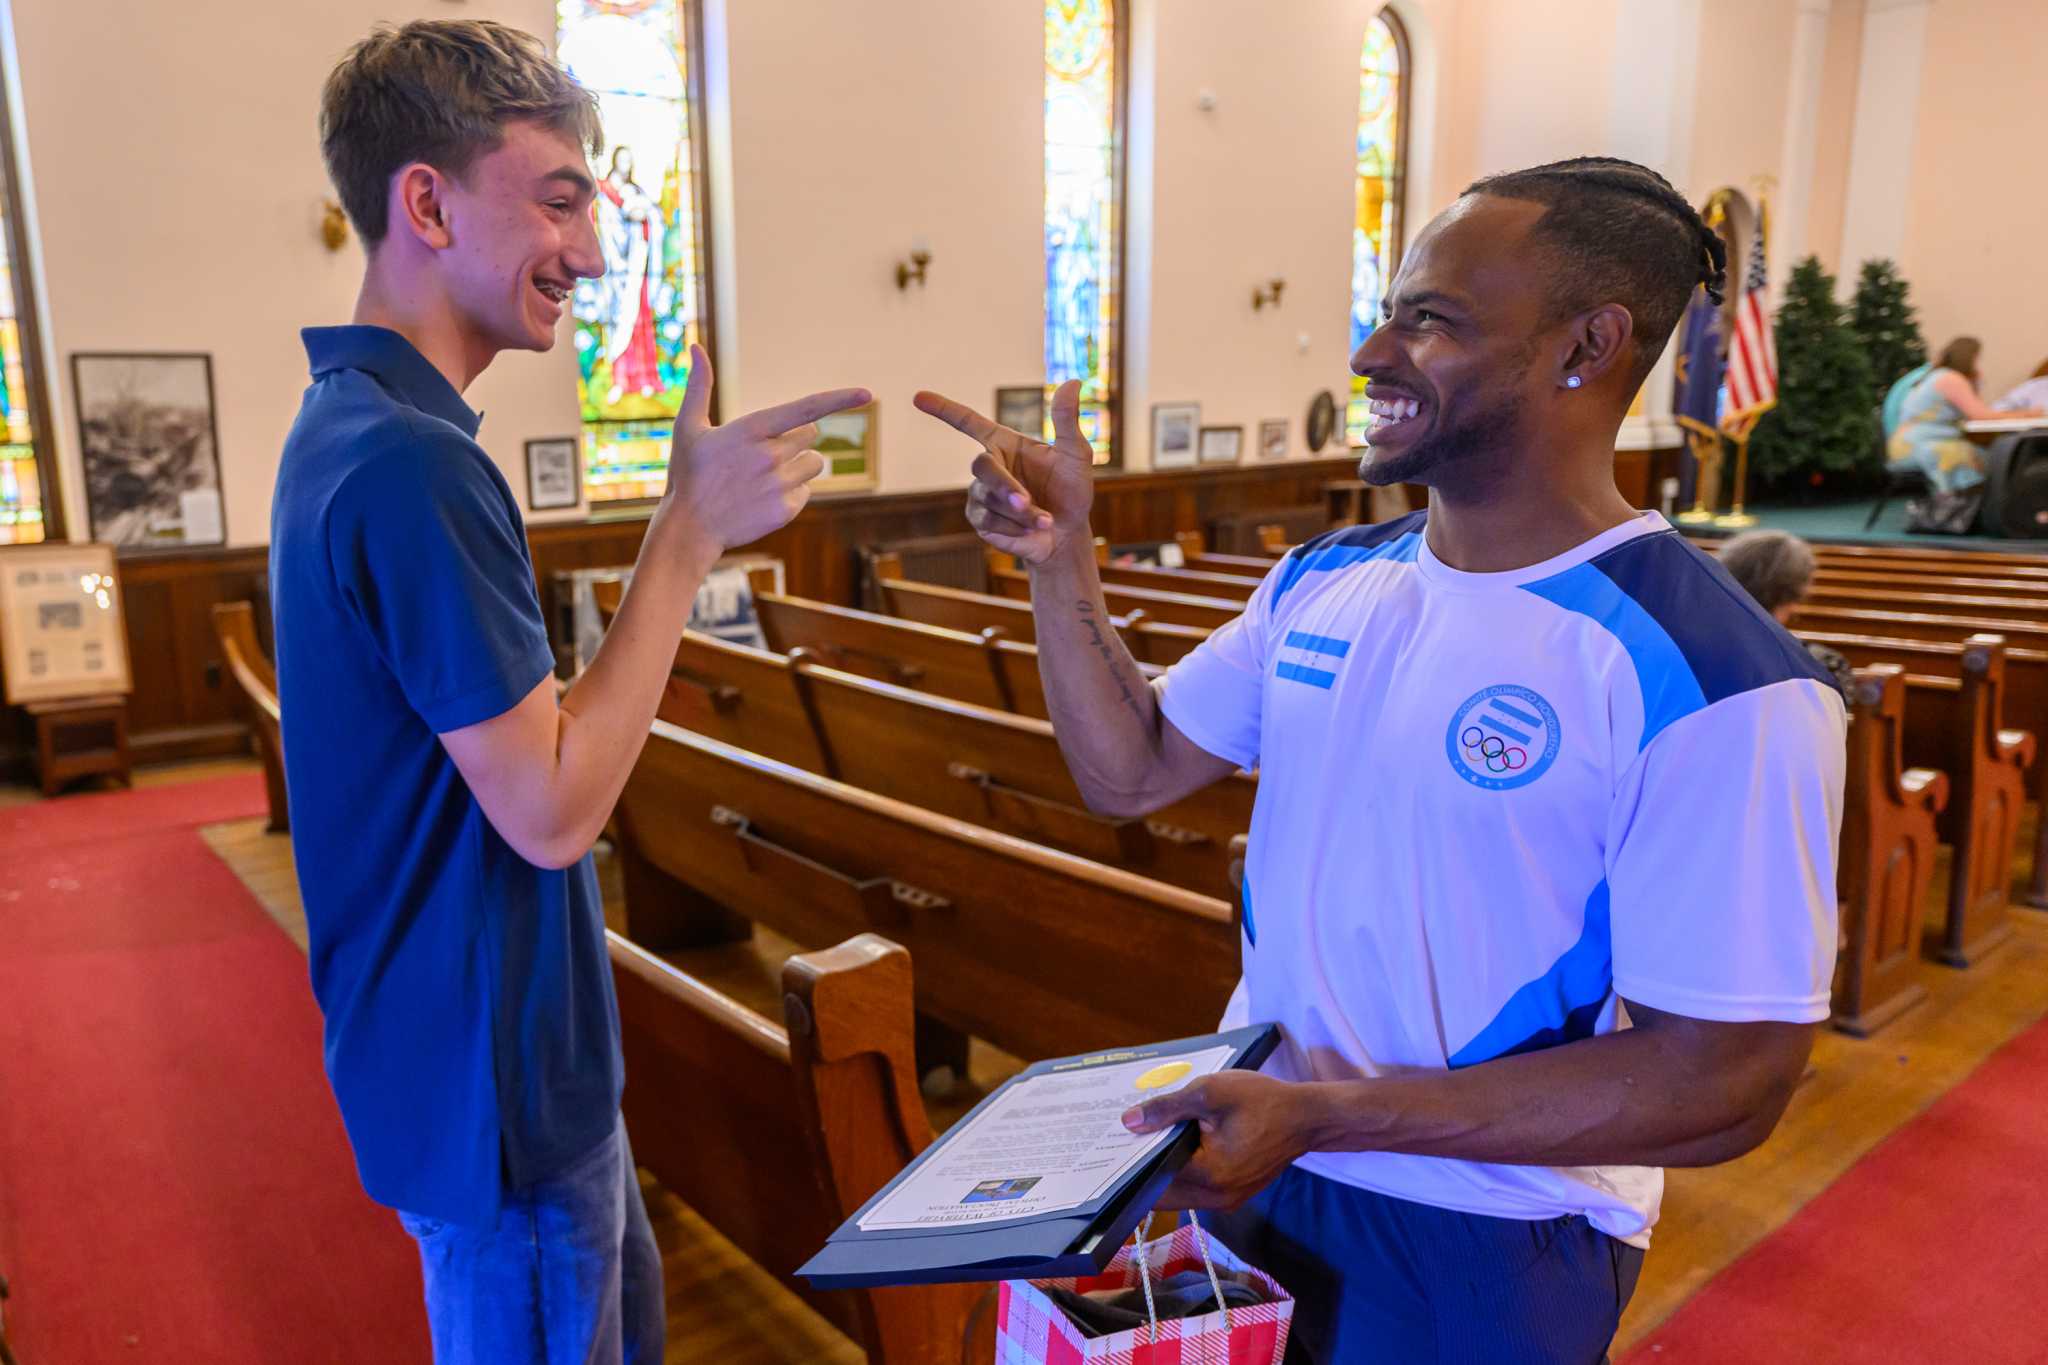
top-left (1157, 510), bottom-right (1845, 1246)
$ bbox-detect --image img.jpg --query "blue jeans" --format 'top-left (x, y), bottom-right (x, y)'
top-left (1207, 1167), bottom-right (1643, 1364)
top-left (397, 1118), bottom-right (664, 1364)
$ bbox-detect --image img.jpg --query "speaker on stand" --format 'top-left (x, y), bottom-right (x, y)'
top-left (1978, 433), bottom-right (2048, 538)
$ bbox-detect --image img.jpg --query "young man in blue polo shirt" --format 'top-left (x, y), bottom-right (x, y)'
top-left (922, 159), bottom-right (1845, 1361)
top-left (272, 21), bottom-right (866, 1363)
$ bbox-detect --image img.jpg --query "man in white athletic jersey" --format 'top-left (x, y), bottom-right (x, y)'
top-left (916, 157), bottom-right (1844, 1363)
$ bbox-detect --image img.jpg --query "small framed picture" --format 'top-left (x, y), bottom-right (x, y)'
top-left (1199, 425), bottom-right (1244, 465)
top-left (1259, 418), bottom-right (1289, 461)
top-left (815, 400), bottom-right (880, 492)
top-left (995, 386), bottom-right (1046, 438)
top-left (72, 352), bottom-right (225, 551)
top-left (525, 437), bottom-right (582, 511)
top-left (1152, 402), bottom-right (1200, 469)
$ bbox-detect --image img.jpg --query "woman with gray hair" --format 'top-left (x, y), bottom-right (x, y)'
top-left (1719, 529), bottom-right (1853, 692)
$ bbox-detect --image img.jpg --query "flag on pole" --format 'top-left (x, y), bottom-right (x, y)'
top-left (1670, 285), bottom-right (1725, 508)
top-left (1722, 206), bottom-right (1777, 430)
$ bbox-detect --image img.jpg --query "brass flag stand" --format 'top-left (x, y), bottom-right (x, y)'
top-left (1674, 423), bottom-right (1724, 523)
top-left (1715, 410), bottom-right (1762, 528)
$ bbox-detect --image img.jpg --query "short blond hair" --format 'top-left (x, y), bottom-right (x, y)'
top-left (320, 20), bottom-right (603, 248)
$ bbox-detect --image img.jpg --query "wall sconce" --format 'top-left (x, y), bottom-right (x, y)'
top-left (895, 245), bottom-right (932, 292)
top-left (320, 200), bottom-right (350, 252)
top-left (1251, 278), bottom-right (1285, 311)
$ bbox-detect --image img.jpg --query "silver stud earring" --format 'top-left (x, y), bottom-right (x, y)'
top-left (1565, 375), bottom-right (1583, 389)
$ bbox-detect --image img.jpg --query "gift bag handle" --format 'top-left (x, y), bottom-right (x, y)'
top-left (1129, 1210), bottom-right (1232, 1341)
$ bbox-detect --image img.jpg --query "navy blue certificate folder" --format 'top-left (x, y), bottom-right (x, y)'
top-left (797, 1024), bottom-right (1279, 1290)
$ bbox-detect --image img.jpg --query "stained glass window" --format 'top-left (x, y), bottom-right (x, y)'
top-left (0, 104), bottom-right (46, 546)
top-left (557, 0), bottom-right (712, 503)
top-left (1346, 9), bottom-right (1408, 448)
top-left (1045, 0), bottom-right (1121, 466)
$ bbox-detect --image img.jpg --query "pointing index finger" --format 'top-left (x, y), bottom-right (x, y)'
top-left (914, 390), bottom-right (1006, 447)
top-left (732, 387), bottom-right (873, 439)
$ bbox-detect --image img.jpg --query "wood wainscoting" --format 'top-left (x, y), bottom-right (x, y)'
top-left (5, 457), bottom-right (1364, 775)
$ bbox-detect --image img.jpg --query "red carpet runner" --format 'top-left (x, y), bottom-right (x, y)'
top-left (1623, 1014), bottom-right (2048, 1364)
top-left (0, 776), bottom-right (429, 1363)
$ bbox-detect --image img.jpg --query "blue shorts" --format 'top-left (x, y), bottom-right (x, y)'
top-left (1205, 1167), bottom-right (1644, 1364)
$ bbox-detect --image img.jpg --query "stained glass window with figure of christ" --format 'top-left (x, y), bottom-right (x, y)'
top-left (557, 0), bottom-right (713, 503)
top-left (1347, 10), bottom-right (1408, 449)
top-left (1045, 0), bottom-right (1122, 466)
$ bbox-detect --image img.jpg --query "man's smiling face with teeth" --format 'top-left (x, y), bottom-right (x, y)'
top-left (1347, 195), bottom-right (1564, 492)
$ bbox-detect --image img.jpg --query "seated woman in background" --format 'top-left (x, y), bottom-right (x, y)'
top-left (1718, 530), bottom-right (1854, 694)
top-left (1994, 357), bottom-right (2048, 414)
top-left (1885, 337), bottom-right (2045, 492)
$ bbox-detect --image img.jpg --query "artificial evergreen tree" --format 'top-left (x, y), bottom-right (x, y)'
top-left (1746, 255), bottom-right (1880, 498)
top-left (1849, 258), bottom-right (1927, 405)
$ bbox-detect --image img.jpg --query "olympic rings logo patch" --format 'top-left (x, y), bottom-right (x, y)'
top-left (1444, 684), bottom-right (1560, 791)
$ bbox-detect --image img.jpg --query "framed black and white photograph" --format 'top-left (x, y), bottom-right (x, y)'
top-left (1151, 402), bottom-right (1200, 469)
top-left (525, 437), bottom-right (582, 511)
top-left (1259, 418), bottom-right (1289, 461)
top-left (995, 385), bottom-right (1046, 438)
top-left (1199, 425), bottom-right (1244, 465)
top-left (71, 352), bottom-right (224, 551)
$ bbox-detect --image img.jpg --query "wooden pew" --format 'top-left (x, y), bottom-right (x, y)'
top-left (1803, 629), bottom-right (2048, 909)
top-left (1892, 637), bottom-right (2034, 965)
top-left (1833, 666), bottom-right (1948, 1035)
top-left (988, 565), bottom-right (1243, 631)
top-left (756, 592), bottom-right (1014, 711)
top-left (610, 929), bottom-right (987, 1363)
top-left (612, 724), bottom-right (1241, 1060)
top-left (879, 576), bottom-right (1213, 668)
top-left (1789, 602), bottom-right (2048, 655)
top-left (1802, 582), bottom-right (2048, 626)
top-left (791, 661), bottom-right (1255, 902)
top-left (882, 576), bottom-right (1043, 642)
top-left (211, 601), bottom-right (288, 834)
top-left (1121, 615), bottom-right (1212, 667)
top-left (659, 632), bottom-right (833, 773)
top-left (1097, 563), bottom-right (1260, 602)
top-left (1170, 531), bottom-right (1282, 573)
top-left (1689, 534), bottom-right (2048, 582)
top-left (1812, 566), bottom-right (2048, 599)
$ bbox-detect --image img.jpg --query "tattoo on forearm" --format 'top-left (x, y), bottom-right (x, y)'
top-left (1076, 600), bottom-right (1143, 715)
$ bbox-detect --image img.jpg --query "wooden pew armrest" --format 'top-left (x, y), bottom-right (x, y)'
top-left (711, 806), bottom-right (950, 927)
top-left (1997, 728), bottom-right (2036, 767)
top-left (946, 762), bottom-right (1153, 863)
top-left (1900, 766), bottom-right (1950, 815)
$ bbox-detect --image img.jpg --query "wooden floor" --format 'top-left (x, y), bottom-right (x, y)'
top-left (189, 765), bottom-right (1015, 1363)
top-left (20, 758), bottom-right (2048, 1360)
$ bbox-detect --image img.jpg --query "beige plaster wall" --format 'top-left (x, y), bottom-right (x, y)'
top-left (1899, 0), bottom-right (2048, 398)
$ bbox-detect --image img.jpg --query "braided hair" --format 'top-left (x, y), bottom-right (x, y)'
top-left (1464, 157), bottom-right (1728, 387)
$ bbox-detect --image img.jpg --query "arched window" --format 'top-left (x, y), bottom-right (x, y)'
top-left (1346, 7), bottom-right (1409, 448)
top-left (1044, 0), bottom-right (1125, 467)
top-left (0, 64), bottom-right (55, 544)
top-left (556, 0), bottom-right (715, 505)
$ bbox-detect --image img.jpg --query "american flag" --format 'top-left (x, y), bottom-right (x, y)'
top-left (1722, 207), bottom-right (1777, 426)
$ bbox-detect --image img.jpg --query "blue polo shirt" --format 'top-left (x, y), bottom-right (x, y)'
top-left (270, 325), bottom-right (621, 1226)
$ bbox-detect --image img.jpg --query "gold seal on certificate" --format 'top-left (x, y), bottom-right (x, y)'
top-left (1134, 1061), bottom-right (1194, 1091)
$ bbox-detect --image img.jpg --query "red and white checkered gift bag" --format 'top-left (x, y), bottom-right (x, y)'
top-left (994, 1214), bottom-right (1293, 1364)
